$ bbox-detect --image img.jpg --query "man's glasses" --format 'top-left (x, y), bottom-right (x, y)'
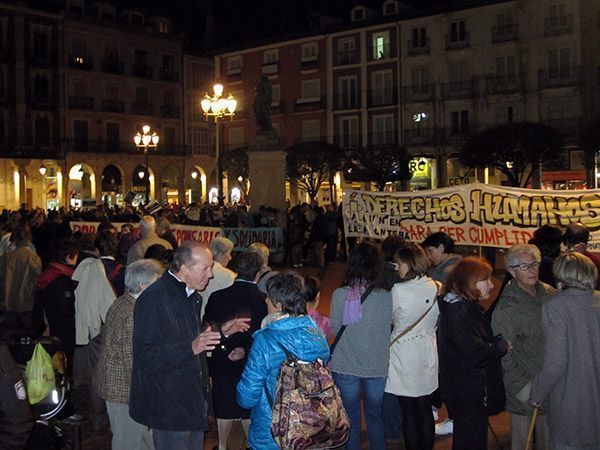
top-left (509, 261), bottom-right (541, 271)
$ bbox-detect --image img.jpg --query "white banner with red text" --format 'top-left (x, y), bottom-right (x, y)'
top-left (342, 182), bottom-right (600, 250)
top-left (69, 222), bottom-right (282, 252)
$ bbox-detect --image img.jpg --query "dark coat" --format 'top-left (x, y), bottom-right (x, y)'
top-left (203, 280), bottom-right (267, 378)
top-left (437, 294), bottom-right (507, 418)
top-left (0, 344), bottom-right (32, 449)
top-left (130, 272), bottom-right (210, 431)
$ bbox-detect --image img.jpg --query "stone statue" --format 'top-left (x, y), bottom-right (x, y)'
top-left (252, 74), bottom-right (273, 133)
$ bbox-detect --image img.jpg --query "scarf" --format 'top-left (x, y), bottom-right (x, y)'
top-left (37, 262), bottom-right (75, 290)
top-left (343, 281), bottom-right (367, 325)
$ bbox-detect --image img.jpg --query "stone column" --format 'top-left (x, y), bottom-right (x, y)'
top-left (16, 161), bottom-right (29, 208)
top-left (248, 150), bottom-right (287, 224)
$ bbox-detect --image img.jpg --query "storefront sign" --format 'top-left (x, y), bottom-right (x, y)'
top-left (342, 182), bottom-right (600, 249)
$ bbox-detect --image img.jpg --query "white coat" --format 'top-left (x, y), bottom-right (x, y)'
top-left (385, 276), bottom-right (439, 397)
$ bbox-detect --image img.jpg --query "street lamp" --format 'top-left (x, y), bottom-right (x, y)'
top-left (201, 83), bottom-right (237, 205)
top-left (134, 125), bottom-right (159, 204)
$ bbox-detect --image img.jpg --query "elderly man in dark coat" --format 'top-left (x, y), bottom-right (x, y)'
top-left (130, 241), bottom-right (250, 450)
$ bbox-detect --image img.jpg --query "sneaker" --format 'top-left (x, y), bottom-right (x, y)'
top-left (435, 419), bottom-right (454, 435)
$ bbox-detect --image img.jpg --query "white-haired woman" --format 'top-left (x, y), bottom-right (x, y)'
top-left (199, 237), bottom-right (236, 319)
top-left (531, 252), bottom-right (600, 450)
top-left (492, 244), bottom-right (555, 449)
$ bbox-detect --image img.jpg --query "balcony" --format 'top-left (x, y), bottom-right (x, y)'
top-left (543, 117), bottom-right (580, 144)
top-left (28, 52), bottom-right (54, 67)
top-left (160, 105), bottom-right (180, 118)
top-left (404, 85), bottom-right (435, 102)
top-left (0, 135), bottom-right (63, 158)
top-left (439, 126), bottom-right (475, 144)
top-left (442, 80), bottom-right (477, 99)
top-left (407, 38), bottom-right (430, 56)
top-left (485, 75), bottom-right (522, 94)
top-left (491, 23), bottom-right (518, 42)
top-left (159, 69), bottom-right (179, 82)
top-left (544, 15), bottom-right (572, 35)
top-left (69, 54), bottom-right (94, 70)
top-left (101, 59), bottom-right (125, 75)
top-left (262, 62), bottom-right (278, 74)
top-left (102, 100), bottom-right (125, 113)
top-left (335, 50), bottom-right (358, 66)
top-left (294, 135), bottom-right (328, 145)
top-left (368, 88), bottom-right (396, 107)
top-left (295, 96), bottom-right (325, 110)
top-left (131, 102), bottom-right (153, 116)
top-left (28, 95), bottom-right (54, 111)
top-left (369, 132), bottom-right (397, 146)
top-left (539, 67), bottom-right (581, 88)
top-left (334, 94), bottom-right (360, 109)
top-left (445, 32), bottom-right (470, 50)
top-left (131, 64), bottom-right (153, 79)
top-left (370, 43), bottom-right (392, 61)
top-left (334, 133), bottom-right (361, 149)
top-left (404, 127), bottom-right (434, 145)
top-left (69, 96), bottom-right (94, 110)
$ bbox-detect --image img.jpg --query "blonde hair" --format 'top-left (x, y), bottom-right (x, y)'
top-left (248, 242), bottom-right (270, 267)
top-left (553, 252), bottom-right (598, 290)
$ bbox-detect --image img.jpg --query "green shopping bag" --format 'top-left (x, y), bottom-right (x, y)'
top-left (24, 343), bottom-right (55, 404)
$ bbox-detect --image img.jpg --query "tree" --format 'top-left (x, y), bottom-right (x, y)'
top-left (343, 144), bottom-right (412, 191)
top-left (220, 146), bottom-right (249, 197)
top-left (460, 122), bottom-right (564, 187)
top-left (286, 141), bottom-right (344, 200)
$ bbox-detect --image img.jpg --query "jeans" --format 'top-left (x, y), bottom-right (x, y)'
top-left (333, 372), bottom-right (386, 450)
top-left (152, 429), bottom-right (204, 450)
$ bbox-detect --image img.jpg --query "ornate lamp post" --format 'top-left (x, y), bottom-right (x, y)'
top-left (134, 125), bottom-right (159, 204)
top-left (201, 83), bottom-right (236, 205)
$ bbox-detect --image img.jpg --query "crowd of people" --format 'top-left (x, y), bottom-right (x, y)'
top-left (1, 200), bottom-right (599, 450)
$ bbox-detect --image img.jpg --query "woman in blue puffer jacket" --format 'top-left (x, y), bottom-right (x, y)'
top-left (237, 271), bottom-right (330, 450)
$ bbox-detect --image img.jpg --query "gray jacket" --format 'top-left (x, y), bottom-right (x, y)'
top-left (330, 286), bottom-right (392, 377)
top-left (531, 288), bottom-right (600, 447)
top-left (429, 254), bottom-right (462, 283)
top-left (491, 279), bottom-right (555, 415)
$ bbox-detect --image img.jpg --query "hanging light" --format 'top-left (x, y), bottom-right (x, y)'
top-left (39, 164), bottom-right (47, 176)
top-left (191, 171), bottom-right (198, 179)
top-left (138, 170), bottom-right (145, 179)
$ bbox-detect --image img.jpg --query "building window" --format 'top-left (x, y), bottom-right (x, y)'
top-left (301, 43), bottom-right (318, 61)
top-left (372, 114), bottom-right (394, 145)
top-left (35, 116), bottom-right (50, 147)
top-left (161, 55), bottom-right (175, 77)
top-left (271, 84), bottom-right (280, 106)
top-left (263, 49), bottom-right (279, 65)
top-left (371, 70), bottom-right (393, 106)
top-left (496, 55), bottom-right (517, 84)
top-left (300, 79), bottom-right (320, 102)
top-left (227, 56), bottom-right (242, 74)
top-left (337, 37), bottom-right (356, 65)
top-left (232, 90), bottom-right (243, 111)
top-left (548, 48), bottom-right (570, 78)
top-left (383, 0), bottom-right (398, 16)
top-left (106, 122), bottom-right (120, 151)
top-left (135, 86), bottom-right (148, 104)
top-left (105, 82), bottom-right (119, 99)
top-left (339, 116), bottom-right (359, 148)
top-left (337, 76), bottom-right (358, 109)
top-left (31, 29), bottom-right (49, 59)
top-left (495, 105), bottom-right (515, 124)
top-left (411, 67), bottom-right (430, 89)
top-left (33, 74), bottom-right (50, 102)
top-left (73, 120), bottom-right (89, 149)
top-left (448, 60), bottom-right (471, 82)
top-left (157, 19), bottom-right (170, 33)
top-left (104, 42), bottom-right (119, 64)
top-left (451, 110), bottom-right (469, 134)
top-left (372, 31), bottom-right (390, 60)
top-left (163, 127), bottom-right (176, 150)
top-left (352, 7), bottom-right (365, 22)
top-left (450, 20), bottom-right (467, 42)
top-left (411, 27), bottom-right (427, 48)
top-left (302, 120), bottom-right (320, 141)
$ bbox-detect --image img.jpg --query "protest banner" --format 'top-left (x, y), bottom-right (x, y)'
top-left (70, 222), bottom-right (281, 251)
top-left (342, 182), bottom-right (600, 250)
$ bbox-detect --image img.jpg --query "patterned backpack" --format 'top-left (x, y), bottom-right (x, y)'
top-left (266, 344), bottom-right (350, 450)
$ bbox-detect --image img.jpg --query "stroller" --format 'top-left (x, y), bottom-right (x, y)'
top-left (8, 336), bottom-right (81, 449)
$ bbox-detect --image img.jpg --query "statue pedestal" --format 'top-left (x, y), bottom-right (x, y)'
top-left (247, 149), bottom-right (287, 217)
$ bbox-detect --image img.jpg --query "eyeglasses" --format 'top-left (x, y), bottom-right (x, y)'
top-left (510, 261), bottom-right (541, 271)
